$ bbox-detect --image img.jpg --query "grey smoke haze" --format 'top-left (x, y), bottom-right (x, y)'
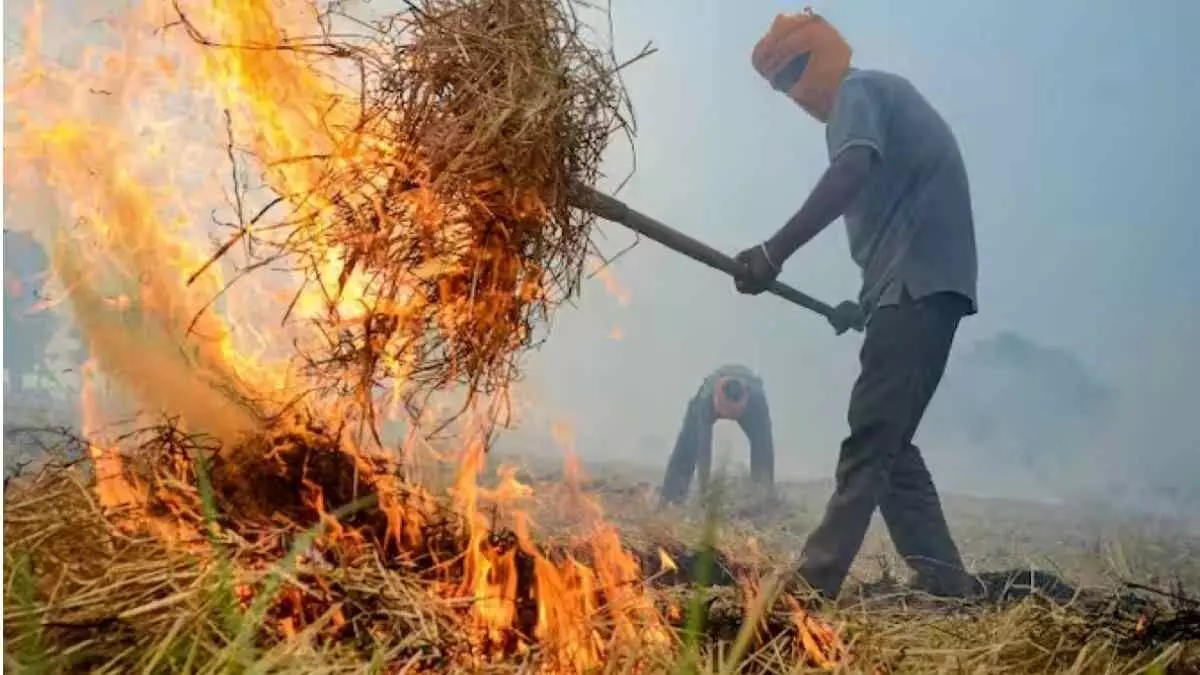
top-left (4, 0), bottom-right (1199, 520)
top-left (923, 332), bottom-right (1118, 503)
top-left (500, 0), bottom-right (1200, 520)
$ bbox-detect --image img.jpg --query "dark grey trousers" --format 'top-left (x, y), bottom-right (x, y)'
top-left (660, 392), bottom-right (774, 505)
top-left (797, 291), bottom-right (973, 599)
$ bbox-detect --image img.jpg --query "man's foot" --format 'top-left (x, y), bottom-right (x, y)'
top-left (658, 495), bottom-right (685, 510)
top-left (911, 571), bottom-right (986, 601)
top-left (781, 572), bottom-right (831, 609)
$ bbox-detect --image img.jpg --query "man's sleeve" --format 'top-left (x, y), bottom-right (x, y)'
top-left (826, 76), bottom-right (886, 163)
top-left (690, 387), bottom-right (715, 429)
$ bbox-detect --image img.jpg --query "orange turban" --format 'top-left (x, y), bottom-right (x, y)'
top-left (712, 376), bottom-right (750, 421)
top-left (751, 10), bottom-right (852, 122)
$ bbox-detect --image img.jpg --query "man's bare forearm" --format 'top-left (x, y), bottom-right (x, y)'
top-left (764, 146), bottom-right (875, 265)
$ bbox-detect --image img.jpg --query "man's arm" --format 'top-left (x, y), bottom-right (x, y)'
top-left (763, 145), bottom-right (875, 265)
top-left (739, 387), bottom-right (775, 488)
top-left (660, 396), bottom-right (704, 504)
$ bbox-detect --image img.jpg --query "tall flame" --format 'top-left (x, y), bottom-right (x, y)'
top-left (4, 0), bottom-right (847, 670)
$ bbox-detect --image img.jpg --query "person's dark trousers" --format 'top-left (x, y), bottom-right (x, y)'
top-left (796, 290), bottom-right (975, 599)
top-left (660, 396), bottom-right (707, 505)
top-left (741, 394), bottom-right (775, 496)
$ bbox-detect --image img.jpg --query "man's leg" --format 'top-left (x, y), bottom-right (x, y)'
top-left (795, 292), bottom-right (965, 599)
top-left (695, 440), bottom-right (713, 496)
top-left (742, 395), bottom-right (775, 494)
top-left (747, 437), bottom-right (774, 492)
top-left (660, 399), bottom-right (702, 505)
top-left (877, 294), bottom-right (975, 595)
top-left (879, 443), bottom-right (975, 595)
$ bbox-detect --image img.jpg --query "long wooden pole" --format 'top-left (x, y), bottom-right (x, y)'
top-left (570, 184), bottom-right (862, 333)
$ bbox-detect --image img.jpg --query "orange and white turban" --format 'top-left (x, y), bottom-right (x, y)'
top-left (712, 375), bottom-right (750, 421)
top-left (751, 9), bottom-right (852, 121)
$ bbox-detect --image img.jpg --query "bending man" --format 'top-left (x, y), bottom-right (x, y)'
top-left (659, 364), bottom-right (774, 506)
top-left (733, 11), bottom-right (980, 599)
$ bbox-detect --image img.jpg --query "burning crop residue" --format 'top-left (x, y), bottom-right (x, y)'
top-left (5, 419), bottom-right (849, 672)
top-left (3, 0), bottom-right (848, 671)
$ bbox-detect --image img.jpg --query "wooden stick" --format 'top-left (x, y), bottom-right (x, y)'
top-left (570, 184), bottom-right (862, 333)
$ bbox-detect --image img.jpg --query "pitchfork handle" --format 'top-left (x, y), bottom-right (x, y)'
top-left (570, 185), bottom-right (853, 328)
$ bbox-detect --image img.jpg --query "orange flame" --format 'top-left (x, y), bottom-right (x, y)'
top-left (658, 549), bottom-right (678, 574)
top-left (4, 0), bottom-right (848, 670)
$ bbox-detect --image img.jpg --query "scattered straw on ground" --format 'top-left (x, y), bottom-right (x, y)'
top-left (3, 423), bottom-right (847, 673)
top-left (6, 442), bottom-right (1200, 674)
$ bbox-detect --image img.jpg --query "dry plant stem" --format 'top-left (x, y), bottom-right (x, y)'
top-left (172, 0), bottom-right (653, 441)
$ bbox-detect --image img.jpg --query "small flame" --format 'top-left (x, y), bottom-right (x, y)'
top-left (658, 548), bottom-right (678, 574)
top-left (786, 596), bottom-right (849, 670)
top-left (587, 261), bottom-right (631, 308)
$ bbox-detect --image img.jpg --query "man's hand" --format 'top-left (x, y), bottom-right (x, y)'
top-left (734, 243), bottom-right (782, 295)
top-left (828, 300), bottom-right (865, 335)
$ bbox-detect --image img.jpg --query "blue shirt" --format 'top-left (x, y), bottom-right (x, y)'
top-left (825, 68), bottom-right (978, 316)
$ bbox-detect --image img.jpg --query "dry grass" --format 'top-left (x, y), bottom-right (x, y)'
top-left (5, 443), bottom-right (1199, 675)
top-left (0, 422), bottom-right (832, 674)
top-left (3, 467), bottom-right (457, 674)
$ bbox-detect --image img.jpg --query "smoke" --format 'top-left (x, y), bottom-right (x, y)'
top-left (922, 331), bottom-right (1117, 503)
top-left (925, 331), bottom-right (1198, 519)
top-left (948, 331), bottom-right (1114, 455)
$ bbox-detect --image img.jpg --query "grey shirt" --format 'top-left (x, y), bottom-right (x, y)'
top-left (825, 68), bottom-right (978, 316)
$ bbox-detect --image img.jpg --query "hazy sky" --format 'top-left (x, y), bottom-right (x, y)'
top-left (4, 0), bottom-right (1197, 507)
top-left (512, 0), bottom-right (1199, 505)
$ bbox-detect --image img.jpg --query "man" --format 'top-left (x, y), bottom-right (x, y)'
top-left (659, 364), bottom-right (774, 506)
top-left (733, 11), bottom-right (980, 599)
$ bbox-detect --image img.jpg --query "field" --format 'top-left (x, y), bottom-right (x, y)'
top-left (506, 455), bottom-right (1200, 593)
top-left (4, 432), bottom-right (1199, 675)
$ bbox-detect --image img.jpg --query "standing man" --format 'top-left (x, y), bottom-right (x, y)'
top-left (733, 11), bottom-right (980, 599)
top-left (659, 364), bottom-right (774, 506)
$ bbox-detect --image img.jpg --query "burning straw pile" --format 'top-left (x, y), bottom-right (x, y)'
top-left (3, 428), bottom-right (851, 673)
top-left (9, 432), bottom-right (1200, 674)
top-left (179, 0), bottom-right (649, 428)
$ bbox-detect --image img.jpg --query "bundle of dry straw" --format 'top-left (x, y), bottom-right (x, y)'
top-left (185, 0), bottom-right (649, 429)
